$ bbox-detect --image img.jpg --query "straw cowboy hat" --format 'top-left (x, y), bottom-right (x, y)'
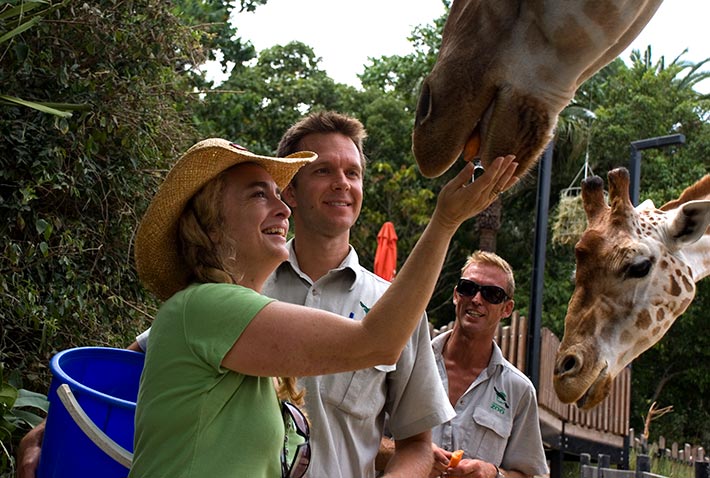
top-left (135, 138), bottom-right (317, 301)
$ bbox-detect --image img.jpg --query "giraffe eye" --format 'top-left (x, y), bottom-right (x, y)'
top-left (626, 258), bottom-right (652, 279)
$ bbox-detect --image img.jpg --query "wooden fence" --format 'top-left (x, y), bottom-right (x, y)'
top-left (579, 453), bottom-right (666, 478)
top-left (629, 429), bottom-right (708, 465)
top-left (578, 452), bottom-right (710, 478)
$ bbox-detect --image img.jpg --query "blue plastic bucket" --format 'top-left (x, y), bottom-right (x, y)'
top-left (37, 347), bottom-right (144, 478)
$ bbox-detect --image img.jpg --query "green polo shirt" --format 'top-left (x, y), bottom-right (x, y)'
top-left (130, 283), bottom-right (280, 478)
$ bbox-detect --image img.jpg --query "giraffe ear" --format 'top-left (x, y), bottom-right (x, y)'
top-left (662, 200), bottom-right (710, 249)
top-left (637, 199), bottom-right (656, 211)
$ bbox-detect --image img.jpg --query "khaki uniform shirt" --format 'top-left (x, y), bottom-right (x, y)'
top-left (431, 331), bottom-right (549, 476)
top-left (263, 240), bottom-right (455, 478)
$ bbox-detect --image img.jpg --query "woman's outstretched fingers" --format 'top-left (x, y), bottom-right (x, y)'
top-left (496, 154), bottom-right (519, 193)
top-left (476, 155), bottom-right (517, 202)
top-left (433, 155), bottom-right (518, 228)
top-left (488, 155), bottom-right (517, 188)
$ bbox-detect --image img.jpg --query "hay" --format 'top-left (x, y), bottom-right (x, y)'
top-left (552, 189), bottom-right (587, 246)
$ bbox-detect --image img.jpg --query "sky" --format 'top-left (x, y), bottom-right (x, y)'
top-left (218, 0), bottom-right (710, 94)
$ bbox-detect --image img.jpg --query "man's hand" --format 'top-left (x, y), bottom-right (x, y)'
top-left (16, 421), bottom-right (45, 478)
top-left (442, 458), bottom-right (497, 477)
top-left (429, 445), bottom-right (504, 478)
top-left (429, 444), bottom-right (453, 477)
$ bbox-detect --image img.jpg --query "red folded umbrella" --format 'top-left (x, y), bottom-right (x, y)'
top-left (374, 221), bottom-right (398, 281)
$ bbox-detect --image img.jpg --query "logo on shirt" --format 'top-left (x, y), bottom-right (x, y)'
top-left (359, 301), bottom-right (371, 314)
top-left (490, 386), bottom-right (510, 414)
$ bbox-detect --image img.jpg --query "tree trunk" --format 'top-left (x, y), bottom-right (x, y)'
top-left (476, 198), bottom-right (502, 252)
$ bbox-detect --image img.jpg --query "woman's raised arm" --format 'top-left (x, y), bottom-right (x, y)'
top-left (223, 156), bottom-right (518, 376)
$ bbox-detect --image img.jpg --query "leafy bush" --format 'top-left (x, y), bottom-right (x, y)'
top-left (1, 0), bottom-right (205, 384)
top-left (0, 363), bottom-right (49, 476)
top-left (0, 2), bottom-right (214, 470)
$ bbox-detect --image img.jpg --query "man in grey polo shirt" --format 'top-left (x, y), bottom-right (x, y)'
top-left (264, 111), bottom-right (454, 478)
top-left (429, 251), bottom-right (548, 478)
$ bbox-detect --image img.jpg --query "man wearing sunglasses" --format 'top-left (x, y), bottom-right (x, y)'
top-left (428, 251), bottom-right (548, 478)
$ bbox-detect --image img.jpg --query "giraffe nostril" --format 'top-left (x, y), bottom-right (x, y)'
top-left (415, 82), bottom-right (432, 126)
top-left (561, 356), bottom-right (577, 373)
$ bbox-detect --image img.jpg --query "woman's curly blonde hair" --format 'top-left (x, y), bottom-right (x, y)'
top-left (177, 167), bottom-right (305, 407)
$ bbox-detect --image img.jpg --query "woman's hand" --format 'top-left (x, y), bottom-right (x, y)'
top-left (432, 155), bottom-right (518, 231)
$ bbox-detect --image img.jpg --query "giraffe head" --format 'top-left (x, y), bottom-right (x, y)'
top-left (412, 0), bottom-right (663, 178)
top-left (553, 168), bottom-right (710, 409)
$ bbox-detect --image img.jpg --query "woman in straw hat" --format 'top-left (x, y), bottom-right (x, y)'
top-left (128, 138), bottom-right (518, 478)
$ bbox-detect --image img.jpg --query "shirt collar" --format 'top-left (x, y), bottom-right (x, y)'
top-left (488, 340), bottom-right (505, 370)
top-left (276, 238), bottom-right (360, 288)
top-left (432, 329), bottom-right (506, 373)
top-left (431, 329), bottom-right (452, 355)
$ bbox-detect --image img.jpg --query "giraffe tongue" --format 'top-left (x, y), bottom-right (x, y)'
top-left (463, 130), bottom-right (481, 162)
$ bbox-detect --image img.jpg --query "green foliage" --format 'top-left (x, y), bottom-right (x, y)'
top-left (590, 49), bottom-right (710, 174)
top-left (359, 8), bottom-right (446, 109)
top-left (354, 91), bottom-right (440, 268)
top-left (194, 40), bottom-right (357, 153)
top-left (1, 2), bottom-right (252, 471)
top-left (174, 0), bottom-right (264, 69)
top-left (0, 363), bottom-right (49, 475)
top-left (0, 0), bottom-right (85, 116)
top-left (1, 3), bottom-right (229, 471)
top-left (0, 0), bottom-right (210, 431)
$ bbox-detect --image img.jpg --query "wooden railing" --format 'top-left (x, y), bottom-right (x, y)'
top-left (538, 327), bottom-right (631, 447)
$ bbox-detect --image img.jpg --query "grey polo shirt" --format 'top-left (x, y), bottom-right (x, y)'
top-left (431, 330), bottom-right (549, 476)
top-left (263, 240), bottom-right (454, 478)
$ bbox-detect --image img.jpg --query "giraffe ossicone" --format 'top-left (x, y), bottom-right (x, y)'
top-left (553, 168), bottom-right (710, 409)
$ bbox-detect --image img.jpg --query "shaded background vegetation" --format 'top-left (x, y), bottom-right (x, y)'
top-left (1, 0), bottom-right (709, 473)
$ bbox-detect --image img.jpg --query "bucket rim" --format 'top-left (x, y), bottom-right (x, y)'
top-left (50, 346), bottom-right (144, 409)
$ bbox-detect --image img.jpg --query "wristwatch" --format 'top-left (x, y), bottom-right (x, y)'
top-left (494, 464), bottom-right (505, 478)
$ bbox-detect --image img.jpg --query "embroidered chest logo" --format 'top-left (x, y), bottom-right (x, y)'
top-left (359, 301), bottom-right (371, 314)
top-left (490, 386), bottom-right (510, 414)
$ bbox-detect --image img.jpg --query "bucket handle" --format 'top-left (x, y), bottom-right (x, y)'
top-left (57, 384), bottom-right (133, 469)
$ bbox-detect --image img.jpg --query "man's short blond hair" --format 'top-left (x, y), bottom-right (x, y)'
top-left (461, 250), bottom-right (515, 298)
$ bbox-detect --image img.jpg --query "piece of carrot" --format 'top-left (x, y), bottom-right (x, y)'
top-left (448, 449), bottom-right (464, 468)
top-left (463, 133), bottom-right (481, 162)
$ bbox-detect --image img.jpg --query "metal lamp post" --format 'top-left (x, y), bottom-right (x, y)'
top-left (629, 134), bottom-right (685, 205)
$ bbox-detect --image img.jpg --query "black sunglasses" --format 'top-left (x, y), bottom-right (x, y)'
top-left (281, 401), bottom-right (311, 478)
top-left (456, 278), bottom-right (509, 304)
